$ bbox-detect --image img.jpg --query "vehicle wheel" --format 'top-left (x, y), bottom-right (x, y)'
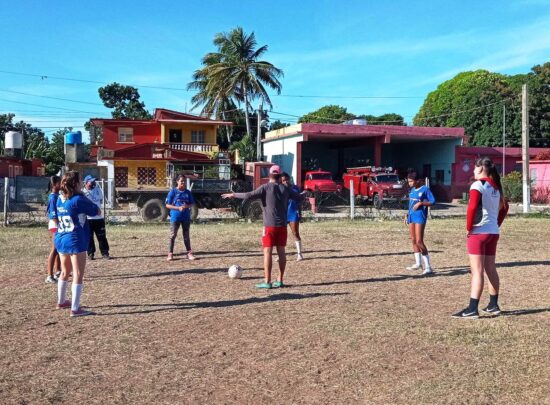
top-left (247, 200), bottom-right (263, 220)
top-left (373, 193), bottom-right (383, 209)
top-left (191, 204), bottom-right (199, 221)
top-left (141, 199), bottom-right (168, 222)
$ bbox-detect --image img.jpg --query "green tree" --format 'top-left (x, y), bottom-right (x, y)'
top-left (357, 113), bottom-right (405, 125)
top-left (45, 128), bottom-right (70, 175)
top-left (298, 105), bottom-right (355, 124)
top-left (188, 27), bottom-right (283, 141)
top-left (269, 120), bottom-right (290, 131)
top-left (97, 83), bottom-right (152, 120)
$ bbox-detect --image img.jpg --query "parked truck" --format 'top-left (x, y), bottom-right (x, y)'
top-left (116, 161), bottom-right (276, 222)
top-left (343, 166), bottom-right (408, 209)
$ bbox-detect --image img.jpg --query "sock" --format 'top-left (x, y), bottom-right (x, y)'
top-left (295, 240), bottom-right (302, 255)
top-left (468, 297), bottom-right (480, 313)
top-left (71, 284), bottom-right (83, 312)
top-left (489, 294), bottom-right (499, 307)
top-left (414, 252), bottom-right (421, 266)
top-left (57, 280), bottom-right (68, 304)
top-left (422, 254), bottom-right (431, 268)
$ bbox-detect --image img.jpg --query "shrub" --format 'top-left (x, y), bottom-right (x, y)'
top-left (532, 186), bottom-right (550, 204)
top-left (502, 171), bottom-right (522, 202)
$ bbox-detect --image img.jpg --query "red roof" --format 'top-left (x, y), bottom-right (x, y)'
top-left (101, 143), bottom-right (215, 163)
top-left (90, 108), bottom-right (232, 126)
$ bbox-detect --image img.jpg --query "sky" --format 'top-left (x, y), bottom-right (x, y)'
top-left (1, 0), bottom-right (549, 141)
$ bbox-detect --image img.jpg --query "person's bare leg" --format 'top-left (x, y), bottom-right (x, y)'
top-left (409, 223), bottom-right (419, 252)
top-left (483, 255), bottom-right (499, 296)
top-left (276, 245), bottom-right (287, 282)
top-left (263, 247), bottom-right (273, 283)
top-left (469, 254), bottom-right (485, 300)
top-left (57, 254), bottom-right (72, 305)
top-left (415, 223), bottom-right (428, 255)
top-left (70, 252), bottom-right (87, 312)
top-left (47, 235), bottom-right (57, 278)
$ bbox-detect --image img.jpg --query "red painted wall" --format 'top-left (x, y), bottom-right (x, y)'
top-left (102, 123), bottom-right (161, 151)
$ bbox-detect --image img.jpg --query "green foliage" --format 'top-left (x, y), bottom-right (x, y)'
top-left (413, 62), bottom-right (550, 147)
top-left (269, 120), bottom-right (290, 131)
top-left (298, 105), bottom-right (355, 123)
top-left (230, 133), bottom-right (256, 162)
top-left (357, 113), bottom-right (406, 125)
top-left (502, 171), bottom-right (522, 202)
top-left (98, 83), bottom-right (152, 120)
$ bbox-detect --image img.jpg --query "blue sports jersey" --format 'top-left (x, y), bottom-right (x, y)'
top-left (46, 192), bottom-right (59, 220)
top-left (407, 185), bottom-right (435, 224)
top-left (287, 185), bottom-right (301, 223)
top-left (165, 188), bottom-right (195, 222)
top-left (54, 194), bottom-right (99, 254)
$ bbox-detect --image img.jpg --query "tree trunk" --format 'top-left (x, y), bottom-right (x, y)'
top-left (243, 84), bottom-right (251, 139)
top-left (222, 111), bottom-right (232, 145)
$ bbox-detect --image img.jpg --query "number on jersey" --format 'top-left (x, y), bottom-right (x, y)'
top-left (57, 215), bottom-right (75, 232)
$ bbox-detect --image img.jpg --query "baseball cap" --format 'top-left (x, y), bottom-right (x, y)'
top-left (84, 175), bottom-right (96, 183)
top-left (269, 165), bottom-right (281, 175)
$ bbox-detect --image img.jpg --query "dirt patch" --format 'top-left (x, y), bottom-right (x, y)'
top-left (0, 218), bottom-right (549, 404)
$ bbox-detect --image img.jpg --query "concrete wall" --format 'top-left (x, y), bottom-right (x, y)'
top-left (263, 135), bottom-right (303, 183)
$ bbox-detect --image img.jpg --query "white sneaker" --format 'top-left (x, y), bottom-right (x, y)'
top-left (422, 267), bottom-right (434, 275)
top-left (296, 254), bottom-right (304, 261)
top-left (406, 264), bottom-right (422, 271)
top-left (45, 276), bottom-right (57, 284)
top-left (54, 271), bottom-right (61, 279)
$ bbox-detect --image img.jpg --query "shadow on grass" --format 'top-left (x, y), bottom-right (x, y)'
top-left (293, 267), bottom-right (470, 288)
top-left (501, 308), bottom-right (550, 317)
top-left (95, 292), bottom-right (348, 316)
top-left (106, 249), bottom-right (345, 260)
top-left (318, 250), bottom-right (442, 260)
top-left (92, 267), bottom-right (264, 281)
top-left (437, 259), bottom-right (550, 271)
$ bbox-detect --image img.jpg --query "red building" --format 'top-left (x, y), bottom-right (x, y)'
top-left (0, 156), bottom-right (45, 178)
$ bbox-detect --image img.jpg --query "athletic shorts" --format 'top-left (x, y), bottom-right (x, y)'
top-left (467, 233), bottom-right (499, 255)
top-left (287, 211), bottom-right (300, 223)
top-left (262, 226), bottom-right (287, 248)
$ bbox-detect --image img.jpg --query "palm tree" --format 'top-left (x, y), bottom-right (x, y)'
top-left (188, 27), bottom-right (283, 143)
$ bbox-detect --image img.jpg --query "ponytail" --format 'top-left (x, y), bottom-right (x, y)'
top-left (475, 156), bottom-right (505, 204)
top-left (48, 175), bottom-right (61, 192)
top-left (60, 171), bottom-right (81, 199)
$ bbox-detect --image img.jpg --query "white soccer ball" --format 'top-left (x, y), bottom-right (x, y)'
top-left (228, 264), bottom-right (243, 279)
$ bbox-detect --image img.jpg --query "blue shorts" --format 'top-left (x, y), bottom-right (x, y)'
top-left (408, 213), bottom-right (427, 225)
top-left (287, 211), bottom-right (299, 223)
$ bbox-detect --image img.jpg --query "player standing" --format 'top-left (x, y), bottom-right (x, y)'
top-left (222, 165), bottom-right (302, 289)
top-left (405, 172), bottom-right (436, 275)
top-left (45, 175), bottom-right (61, 284)
top-left (166, 174), bottom-right (196, 261)
top-left (452, 157), bottom-right (508, 319)
top-left (281, 172), bottom-right (304, 261)
top-left (55, 171), bottom-right (101, 317)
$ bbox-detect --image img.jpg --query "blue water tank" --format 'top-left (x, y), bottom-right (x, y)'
top-left (65, 131), bottom-right (83, 144)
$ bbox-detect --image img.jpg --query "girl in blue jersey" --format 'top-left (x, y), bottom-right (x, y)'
top-left (45, 175), bottom-right (61, 284)
top-left (281, 173), bottom-right (304, 261)
top-left (55, 171), bottom-right (100, 317)
top-left (405, 172), bottom-right (436, 275)
top-left (165, 174), bottom-right (196, 261)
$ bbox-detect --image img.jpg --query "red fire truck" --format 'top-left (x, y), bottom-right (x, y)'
top-left (343, 166), bottom-right (408, 209)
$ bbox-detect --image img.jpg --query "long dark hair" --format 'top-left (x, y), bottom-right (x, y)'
top-left (60, 171), bottom-right (81, 199)
top-left (475, 156), bottom-right (504, 201)
top-left (48, 175), bottom-right (61, 192)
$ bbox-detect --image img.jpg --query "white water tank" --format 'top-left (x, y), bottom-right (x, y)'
top-left (5, 131), bottom-right (23, 158)
top-left (352, 118), bottom-right (367, 126)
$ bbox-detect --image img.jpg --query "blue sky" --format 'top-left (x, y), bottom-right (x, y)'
top-left (1, 0), bottom-right (549, 140)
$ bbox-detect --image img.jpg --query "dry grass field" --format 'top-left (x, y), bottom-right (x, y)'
top-left (1, 217), bottom-right (549, 404)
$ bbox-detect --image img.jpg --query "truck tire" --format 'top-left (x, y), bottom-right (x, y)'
top-left (141, 199), bottom-right (168, 222)
top-left (247, 200), bottom-right (263, 220)
top-left (191, 204), bottom-right (199, 221)
top-left (373, 193), bottom-right (383, 209)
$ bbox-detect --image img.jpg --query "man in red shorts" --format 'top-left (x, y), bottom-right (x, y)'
top-left (222, 165), bottom-right (302, 289)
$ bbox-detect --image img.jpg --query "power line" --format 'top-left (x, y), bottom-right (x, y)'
top-left (0, 98), bottom-right (104, 114)
top-left (0, 89), bottom-right (104, 106)
top-left (0, 69), bottom-right (423, 99)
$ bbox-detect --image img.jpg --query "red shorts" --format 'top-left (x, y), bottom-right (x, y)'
top-left (262, 226), bottom-right (287, 248)
top-left (467, 233), bottom-right (499, 255)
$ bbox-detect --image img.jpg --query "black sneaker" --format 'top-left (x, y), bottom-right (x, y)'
top-left (88, 254), bottom-right (95, 260)
top-left (481, 304), bottom-right (501, 315)
top-left (452, 308), bottom-right (479, 319)
top-left (102, 254), bottom-right (112, 260)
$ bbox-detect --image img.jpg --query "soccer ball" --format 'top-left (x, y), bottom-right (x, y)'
top-left (228, 264), bottom-right (243, 279)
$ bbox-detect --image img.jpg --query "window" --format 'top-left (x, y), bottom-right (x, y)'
top-left (138, 167), bottom-right (157, 185)
top-left (191, 130), bottom-right (205, 144)
top-left (118, 127), bottom-right (134, 142)
top-left (169, 129), bottom-right (182, 143)
top-left (115, 167), bottom-right (128, 187)
top-left (435, 170), bottom-right (445, 185)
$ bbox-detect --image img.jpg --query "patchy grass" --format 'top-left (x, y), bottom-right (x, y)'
top-left (0, 218), bottom-right (549, 404)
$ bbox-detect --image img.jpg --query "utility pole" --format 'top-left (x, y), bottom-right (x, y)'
top-left (256, 103), bottom-right (262, 161)
top-left (502, 104), bottom-right (506, 176)
top-left (521, 84), bottom-right (530, 213)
